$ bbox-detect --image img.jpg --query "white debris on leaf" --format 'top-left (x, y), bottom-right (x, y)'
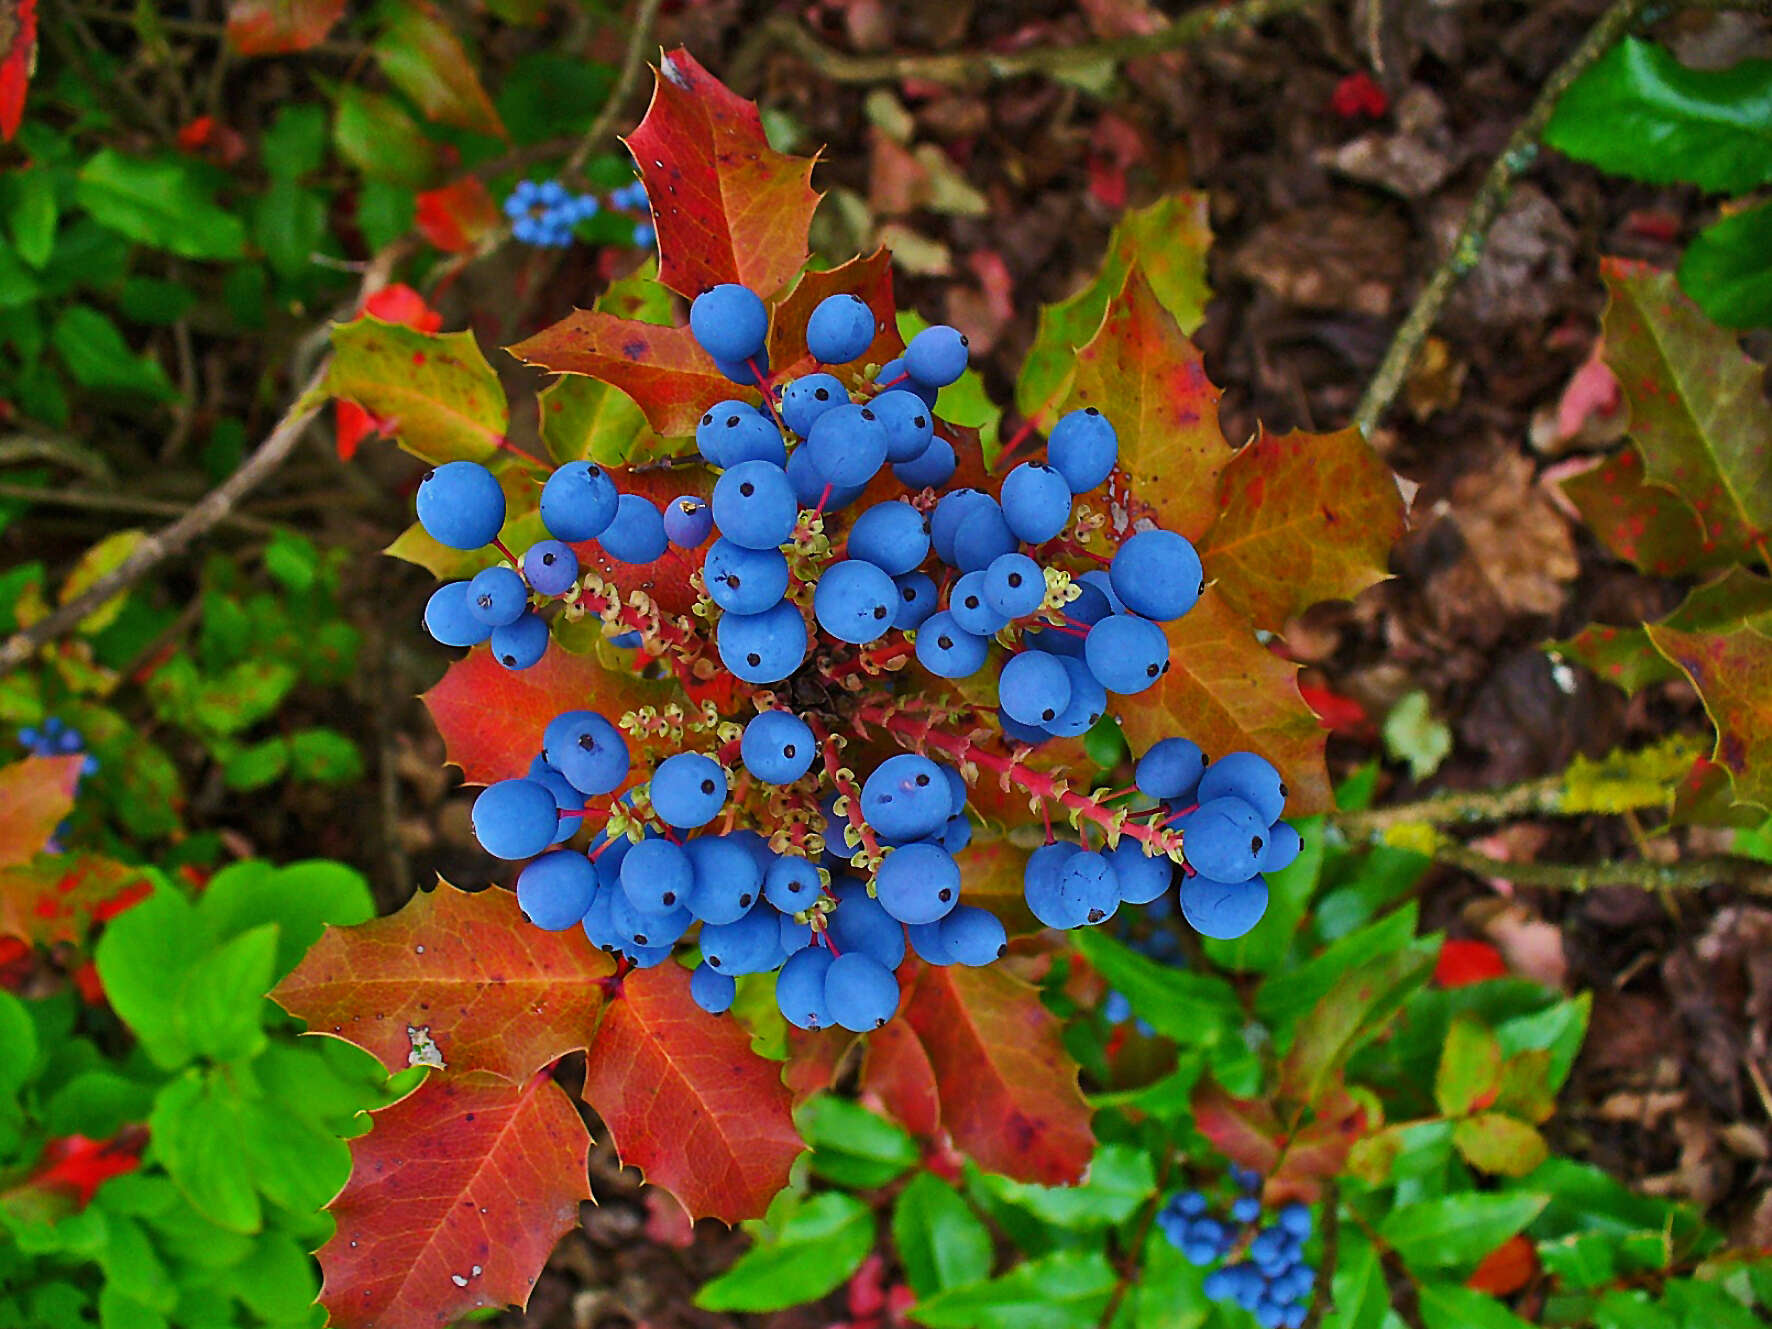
top-left (407, 1024), bottom-right (446, 1069)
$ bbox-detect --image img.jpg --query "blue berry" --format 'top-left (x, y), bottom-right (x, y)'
top-left (764, 853), bottom-right (821, 912)
top-left (697, 401), bottom-right (769, 468)
top-left (599, 494), bottom-right (669, 564)
top-left (1197, 752), bottom-right (1288, 825)
top-left (1136, 738), bottom-right (1208, 802)
top-left (546, 711), bottom-right (630, 796)
top-left (824, 951), bottom-right (901, 1031)
top-left (1044, 655), bottom-right (1106, 737)
top-left (522, 540), bottom-right (579, 596)
top-left (1180, 797), bottom-right (1267, 881)
top-left (472, 779), bottom-right (559, 859)
top-left (949, 572), bottom-right (1010, 637)
top-left (716, 599), bottom-right (807, 684)
top-left (907, 919), bottom-right (954, 965)
top-left (424, 581), bottom-right (493, 647)
top-left (713, 460), bottom-right (799, 550)
top-left (805, 403), bottom-right (889, 488)
top-left (1175, 1190), bottom-right (1209, 1218)
top-left (468, 565), bottom-right (529, 627)
top-left (983, 552), bottom-right (1046, 619)
top-left (914, 612), bottom-right (988, 679)
top-left (1107, 841), bottom-right (1172, 905)
top-left (1059, 851), bottom-right (1118, 926)
top-left (1047, 408), bottom-right (1118, 493)
top-left (893, 435), bottom-right (956, 488)
top-left (1024, 842), bottom-right (1086, 928)
top-left (491, 611), bottom-right (549, 670)
top-left (939, 906), bottom-right (1005, 965)
top-left (860, 755), bottom-right (950, 841)
top-left (417, 461), bottom-right (504, 550)
top-left (525, 756), bottom-right (585, 843)
top-left (776, 944), bottom-right (836, 1029)
top-left (684, 835), bottom-right (764, 924)
top-left (949, 499), bottom-right (1017, 573)
top-left (650, 752), bottom-right (728, 829)
top-left (700, 904), bottom-right (780, 974)
top-left (1084, 613), bottom-right (1169, 695)
top-left (741, 710), bottom-right (816, 785)
top-left (786, 443), bottom-right (866, 512)
top-left (869, 389), bottom-right (935, 463)
top-left (780, 373), bottom-right (848, 438)
top-left (690, 283), bottom-right (768, 364)
top-left (691, 962), bottom-right (736, 1014)
top-left (813, 558), bottom-right (897, 644)
top-left (893, 572), bottom-right (938, 628)
top-left (1180, 872), bottom-right (1269, 939)
top-left (1000, 462), bottom-right (1072, 543)
top-left (517, 851), bottom-right (598, 929)
top-left (704, 539), bottom-right (790, 614)
top-left (714, 351), bottom-right (770, 387)
top-left (806, 294), bottom-right (875, 364)
top-left (930, 489), bottom-right (991, 565)
top-left (874, 843), bottom-right (960, 924)
top-left (825, 879), bottom-right (906, 968)
top-left (1278, 1203), bottom-right (1312, 1239)
top-left (903, 324), bottom-right (969, 387)
top-left (998, 708), bottom-right (1052, 747)
top-left (1110, 529), bottom-right (1203, 622)
top-left (847, 500), bottom-right (931, 576)
top-left (876, 355), bottom-right (938, 406)
top-left (999, 652), bottom-right (1072, 727)
top-left (539, 461), bottom-right (618, 541)
top-left (1259, 820), bottom-right (1303, 875)
top-left (1232, 1195), bottom-right (1262, 1224)
top-left (663, 496), bottom-right (714, 548)
top-left (620, 838), bottom-right (694, 913)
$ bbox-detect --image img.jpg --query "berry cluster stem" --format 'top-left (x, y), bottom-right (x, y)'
top-left (810, 719), bottom-right (883, 866)
top-left (860, 704), bottom-right (1188, 862)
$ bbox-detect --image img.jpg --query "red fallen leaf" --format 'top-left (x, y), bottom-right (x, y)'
top-left (226, 0), bottom-right (345, 54)
top-left (1434, 939), bottom-right (1510, 988)
top-left (416, 177), bottom-right (500, 254)
top-left (582, 961), bottom-right (802, 1222)
top-left (0, 0), bottom-right (36, 142)
top-left (1191, 1076), bottom-right (1282, 1177)
top-left (0, 853), bottom-right (151, 948)
top-left (508, 311), bottom-right (740, 441)
top-left (175, 115), bottom-right (248, 166)
top-left (1330, 71), bottom-right (1388, 119)
top-left (767, 249), bottom-right (905, 379)
top-left (318, 1073), bottom-right (591, 1329)
top-left (1554, 351), bottom-right (1620, 443)
top-left (1467, 1234), bottom-right (1538, 1296)
top-left (902, 961), bottom-right (1093, 1186)
top-left (272, 881), bottom-right (616, 1083)
top-left (421, 642), bottom-right (676, 787)
top-left (626, 49), bottom-right (819, 301)
top-left (11, 1128), bottom-right (147, 1213)
top-left (0, 756), bottom-right (84, 870)
top-left (1298, 683), bottom-right (1371, 737)
top-left (1087, 113), bottom-right (1144, 210)
top-left (861, 1016), bottom-right (941, 1138)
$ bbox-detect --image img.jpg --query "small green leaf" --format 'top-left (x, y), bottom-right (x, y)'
top-left (1383, 690), bottom-right (1451, 781)
top-left (1378, 1192), bottom-right (1549, 1274)
top-left (288, 728), bottom-right (363, 784)
top-left (52, 309), bottom-right (177, 401)
top-left (8, 167), bottom-right (59, 269)
top-left (978, 1143), bottom-right (1154, 1231)
top-left (0, 990), bottom-right (37, 1094)
top-left (1280, 944), bottom-right (1435, 1108)
top-left (373, 2), bottom-right (505, 137)
top-left (892, 1173), bottom-right (993, 1298)
top-left (1680, 201), bottom-right (1772, 331)
top-left (798, 1094), bottom-right (919, 1188)
top-left (333, 86), bottom-right (438, 187)
top-left (96, 1213), bottom-right (176, 1312)
top-left (1435, 1014), bottom-right (1505, 1117)
top-left (75, 150), bottom-right (247, 260)
top-left (232, 1232), bottom-right (322, 1324)
top-left (117, 277), bottom-right (196, 326)
top-left (1453, 1113), bottom-right (1550, 1178)
top-left (1417, 1282), bottom-right (1537, 1329)
top-left (910, 1248), bottom-right (1116, 1329)
top-left (223, 738), bottom-right (289, 791)
top-left (694, 1192), bottom-right (873, 1311)
top-left (1072, 930), bottom-right (1242, 1048)
top-left (197, 858), bottom-right (373, 982)
top-left (1083, 714), bottom-right (1127, 771)
top-left (261, 104), bottom-right (329, 180)
top-left (149, 1069), bottom-right (262, 1232)
top-left (96, 885), bottom-right (207, 1069)
top-left (44, 1070), bottom-right (155, 1138)
top-left (1321, 1230), bottom-right (1390, 1329)
top-left (176, 924), bottom-right (277, 1063)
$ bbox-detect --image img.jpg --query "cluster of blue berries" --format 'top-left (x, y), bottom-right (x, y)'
top-left (1161, 1173), bottom-right (1316, 1328)
top-left (18, 717), bottom-right (98, 851)
top-left (504, 178), bottom-right (655, 250)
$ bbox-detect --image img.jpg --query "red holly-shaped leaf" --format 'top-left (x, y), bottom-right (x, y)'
top-left (1116, 589), bottom-right (1332, 815)
top-left (226, 0), bottom-right (345, 54)
top-left (902, 962), bottom-right (1093, 1186)
top-left (508, 312), bottom-right (739, 441)
top-left (767, 248), bottom-right (906, 376)
top-left (625, 48), bottom-right (819, 301)
top-left (861, 1016), bottom-right (941, 1139)
top-left (0, 854), bottom-right (149, 948)
top-left (582, 961), bottom-right (802, 1222)
top-left (0, 756), bottom-right (82, 869)
top-left (421, 643), bottom-right (676, 786)
top-left (318, 1073), bottom-right (591, 1329)
top-left (272, 881), bottom-right (615, 1082)
top-left (1644, 622), bottom-right (1772, 810)
top-left (1557, 443), bottom-right (1720, 578)
top-left (1065, 264), bottom-right (1231, 542)
top-left (0, 0), bottom-right (37, 142)
top-left (1191, 1077), bottom-right (1282, 1176)
top-left (1201, 425), bottom-right (1407, 631)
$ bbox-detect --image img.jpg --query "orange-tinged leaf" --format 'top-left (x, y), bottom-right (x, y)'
top-left (1467, 1234), bottom-right (1538, 1296)
top-left (0, 0), bottom-right (37, 141)
top-left (1191, 1077), bottom-right (1281, 1176)
top-left (582, 962), bottom-right (802, 1222)
top-left (947, 836), bottom-right (1038, 935)
top-left (328, 318), bottom-right (509, 465)
top-left (1556, 566), bottom-right (1772, 695)
top-left (0, 853), bottom-right (149, 948)
top-left (421, 643), bottom-right (674, 787)
top-left (1201, 425), bottom-right (1406, 630)
top-left (374, 1), bottom-right (505, 137)
top-left (271, 882), bottom-right (615, 1083)
top-left (1601, 259), bottom-right (1772, 561)
top-left (318, 1073), bottom-right (591, 1329)
top-left (1644, 622), bottom-right (1772, 810)
top-left (625, 49), bottom-right (819, 300)
top-left (862, 1017), bottom-right (941, 1138)
top-left (416, 176), bottom-right (500, 253)
top-left (508, 311), bottom-right (740, 440)
top-left (784, 1025), bottom-right (849, 1105)
top-left (1065, 264), bottom-right (1230, 542)
top-left (767, 249), bottom-right (905, 377)
top-left (574, 464), bottom-right (719, 620)
top-left (225, 0), bottom-right (343, 53)
top-left (1116, 589), bottom-right (1331, 815)
top-left (1557, 443), bottom-right (1720, 577)
top-left (903, 962), bottom-right (1092, 1186)
top-left (0, 756), bottom-right (82, 869)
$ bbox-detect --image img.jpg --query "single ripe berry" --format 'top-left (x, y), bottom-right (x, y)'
top-left (1136, 738), bottom-right (1209, 802)
top-left (491, 611), bottom-right (549, 670)
top-left (697, 400), bottom-right (766, 468)
top-left (663, 496), bottom-right (714, 548)
top-left (947, 571), bottom-right (1008, 638)
top-left (424, 581), bottom-right (493, 647)
top-left (903, 324), bottom-right (969, 387)
top-left (1058, 850), bottom-right (1119, 926)
top-left (893, 435), bottom-right (956, 488)
top-left (1110, 529), bottom-right (1204, 622)
top-left (949, 499), bottom-right (1017, 574)
top-left (939, 906), bottom-right (1006, 965)
top-left (683, 835), bottom-right (763, 924)
top-left (983, 552), bottom-right (1046, 619)
top-left (713, 350), bottom-right (770, 387)
top-left (620, 839), bottom-right (695, 914)
top-left (522, 540), bottom-right (580, 596)
top-left (417, 461), bottom-right (505, 549)
top-left (786, 444), bottom-right (866, 512)
top-left (1000, 462), bottom-right (1073, 544)
top-left (471, 778), bottom-right (559, 859)
top-left (847, 500), bottom-right (931, 576)
top-left (805, 293), bottom-right (875, 364)
top-left (517, 851), bottom-right (598, 929)
top-left (689, 283), bottom-right (768, 363)
top-left (700, 905), bottom-right (780, 974)
top-left (741, 709), bottom-right (816, 785)
top-left (813, 558), bottom-right (898, 645)
top-left (1084, 613), bottom-right (1170, 695)
top-left (914, 611), bottom-right (987, 679)
top-left (468, 565), bottom-right (529, 627)
top-left (1180, 797), bottom-right (1267, 881)
top-left (703, 539), bottom-right (790, 615)
top-left (691, 962), bottom-right (736, 1015)
top-left (1181, 873), bottom-right (1270, 940)
top-left (1258, 820), bottom-right (1303, 875)
top-left (804, 403), bottom-right (889, 488)
top-left (764, 854), bottom-right (821, 912)
top-left (824, 951), bottom-right (901, 1031)
top-left (539, 461), bottom-right (618, 541)
top-left (999, 651), bottom-right (1073, 727)
top-left (1047, 407), bottom-right (1119, 493)
top-left (776, 944), bottom-right (835, 1030)
top-left (712, 460), bottom-right (799, 550)
top-left (893, 572), bottom-right (938, 629)
top-left (876, 355), bottom-right (938, 406)
top-left (716, 598), bottom-right (808, 683)
top-left (1045, 654), bottom-right (1106, 738)
top-left (599, 494), bottom-right (669, 564)
top-left (860, 754), bottom-right (950, 841)
top-left (874, 842), bottom-right (961, 925)
top-left (545, 710), bottom-right (630, 796)
top-left (649, 752), bottom-right (728, 829)
top-left (1024, 841), bottom-right (1086, 928)
top-left (1107, 841), bottom-right (1173, 904)
top-left (780, 373), bottom-right (848, 438)
top-left (1197, 751), bottom-right (1288, 825)
top-left (868, 389), bottom-right (935, 462)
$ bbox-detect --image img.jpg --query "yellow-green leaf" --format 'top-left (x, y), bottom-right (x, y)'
top-left (61, 530), bottom-right (147, 635)
top-left (1453, 1113), bottom-right (1549, 1178)
top-left (328, 318), bottom-right (508, 464)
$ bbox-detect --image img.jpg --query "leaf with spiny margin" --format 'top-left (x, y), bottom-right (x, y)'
top-left (508, 311), bottom-right (741, 441)
top-left (581, 961), bottom-right (802, 1223)
top-left (1016, 192), bottom-right (1213, 418)
top-left (1558, 443), bottom-right (1721, 578)
top-left (271, 881), bottom-right (615, 1083)
top-left (625, 48), bottom-right (819, 301)
top-left (861, 1016), bottom-right (941, 1139)
top-left (537, 375), bottom-right (690, 468)
top-left (1601, 260), bottom-right (1772, 560)
top-left (226, 0), bottom-right (346, 53)
top-left (0, 853), bottom-right (150, 947)
top-left (0, 755), bottom-right (83, 869)
top-left (1202, 426), bottom-right (1406, 631)
top-left (328, 319), bottom-right (508, 464)
top-left (421, 641), bottom-right (675, 787)
top-left (317, 1073), bottom-right (591, 1329)
top-left (1557, 567), bottom-right (1772, 695)
top-left (902, 961), bottom-right (1093, 1186)
top-left (1117, 588), bottom-right (1332, 815)
top-left (767, 248), bottom-right (905, 383)
top-left (1644, 621), bottom-right (1772, 810)
top-left (1065, 264), bottom-right (1230, 541)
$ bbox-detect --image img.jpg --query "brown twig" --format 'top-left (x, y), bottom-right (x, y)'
top-left (0, 482), bottom-right (279, 535)
top-left (1352, 0), bottom-right (1655, 435)
top-left (562, 0), bottom-right (667, 184)
top-left (1427, 838), bottom-right (1772, 895)
top-left (765, 0), bottom-right (1323, 86)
